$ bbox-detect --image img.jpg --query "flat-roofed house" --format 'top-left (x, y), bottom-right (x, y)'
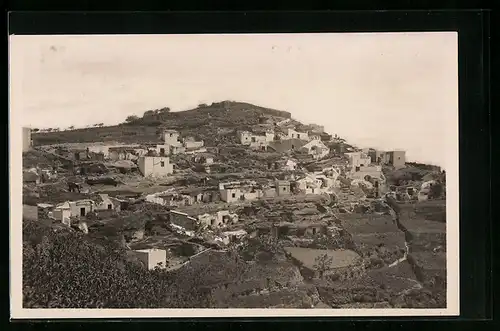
top-left (132, 248), bottom-right (167, 270)
top-left (138, 156), bottom-right (174, 177)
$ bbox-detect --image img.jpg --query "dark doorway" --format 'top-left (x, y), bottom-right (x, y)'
top-left (160, 148), bottom-right (165, 156)
top-left (80, 207), bottom-right (86, 216)
top-left (107, 204), bottom-right (112, 210)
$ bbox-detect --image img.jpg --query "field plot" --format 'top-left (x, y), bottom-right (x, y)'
top-left (339, 213), bottom-right (400, 235)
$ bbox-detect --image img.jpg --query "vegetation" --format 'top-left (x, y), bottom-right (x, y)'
top-left (313, 254), bottom-right (334, 278)
top-left (22, 219), bottom-right (216, 308)
top-left (31, 101), bottom-right (291, 147)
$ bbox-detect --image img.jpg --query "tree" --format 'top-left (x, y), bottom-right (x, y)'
top-left (31, 128), bottom-right (40, 133)
top-left (125, 115), bottom-right (140, 123)
top-left (68, 126), bottom-right (75, 130)
top-left (98, 123), bottom-right (104, 127)
top-left (313, 253), bottom-right (334, 279)
top-left (429, 182), bottom-right (443, 199)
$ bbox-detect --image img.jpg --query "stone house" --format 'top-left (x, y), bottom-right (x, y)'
top-left (345, 152), bottom-right (372, 172)
top-left (108, 147), bottom-right (137, 161)
top-left (197, 210), bottom-right (239, 229)
top-left (275, 180), bottom-right (291, 196)
top-left (219, 181), bottom-right (263, 203)
top-left (309, 133), bottom-right (322, 141)
top-left (299, 140), bottom-right (330, 160)
top-left (368, 150), bottom-right (406, 169)
top-left (179, 189), bottom-right (204, 205)
top-left (286, 128), bottom-right (309, 141)
top-left (238, 130), bottom-right (274, 150)
top-left (94, 194), bottom-right (121, 212)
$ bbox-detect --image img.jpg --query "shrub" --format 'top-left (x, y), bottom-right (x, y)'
top-left (22, 220), bottom-right (211, 308)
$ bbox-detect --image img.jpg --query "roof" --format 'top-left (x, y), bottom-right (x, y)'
top-left (179, 187), bottom-right (204, 196)
top-left (163, 129), bottom-right (179, 133)
top-left (134, 248), bottom-right (166, 253)
top-left (284, 247), bottom-right (360, 270)
top-left (37, 203), bottom-right (54, 208)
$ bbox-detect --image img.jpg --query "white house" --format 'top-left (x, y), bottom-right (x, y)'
top-left (155, 144), bottom-right (171, 156)
top-left (163, 129), bottom-right (180, 145)
top-left (238, 130), bottom-right (273, 150)
top-left (345, 152), bottom-right (372, 172)
top-left (138, 156), bottom-right (174, 177)
top-left (132, 248), bottom-right (167, 270)
top-left (219, 181), bottom-right (262, 203)
top-left (283, 159), bottom-right (298, 171)
top-left (287, 128), bottom-right (309, 141)
top-left (94, 194), bottom-right (121, 211)
top-left (300, 140), bottom-right (330, 159)
top-left (183, 137), bottom-right (205, 150)
top-left (52, 199), bottom-right (95, 225)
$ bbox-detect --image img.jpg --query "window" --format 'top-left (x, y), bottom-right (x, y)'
top-left (312, 227), bottom-right (317, 235)
top-left (160, 148), bottom-right (165, 155)
top-left (170, 133), bottom-right (173, 137)
top-left (80, 207), bottom-right (86, 217)
top-left (160, 161), bottom-right (165, 167)
top-left (297, 134), bottom-right (301, 139)
top-left (232, 193), bottom-right (236, 198)
top-left (283, 187), bottom-right (286, 191)
top-left (107, 204), bottom-right (112, 210)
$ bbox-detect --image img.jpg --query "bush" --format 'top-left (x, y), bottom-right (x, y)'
top-left (22, 220), bottom-right (211, 308)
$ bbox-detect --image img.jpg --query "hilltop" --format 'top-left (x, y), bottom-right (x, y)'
top-left (31, 101), bottom-right (293, 147)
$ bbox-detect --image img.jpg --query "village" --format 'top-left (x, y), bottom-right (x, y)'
top-left (21, 108), bottom-right (447, 308)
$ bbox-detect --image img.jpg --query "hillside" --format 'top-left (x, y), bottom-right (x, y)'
top-left (32, 101), bottom-right (292, 146)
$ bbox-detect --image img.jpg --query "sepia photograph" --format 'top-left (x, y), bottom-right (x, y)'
top-left (10, 32), bottom-right (459, 318)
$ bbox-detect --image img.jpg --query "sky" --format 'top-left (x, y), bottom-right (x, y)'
top-left (9, 33), bottom-right (458, 167)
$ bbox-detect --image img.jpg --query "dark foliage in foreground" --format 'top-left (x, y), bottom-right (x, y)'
top-left (22, 220), bottom-right (211, 308)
